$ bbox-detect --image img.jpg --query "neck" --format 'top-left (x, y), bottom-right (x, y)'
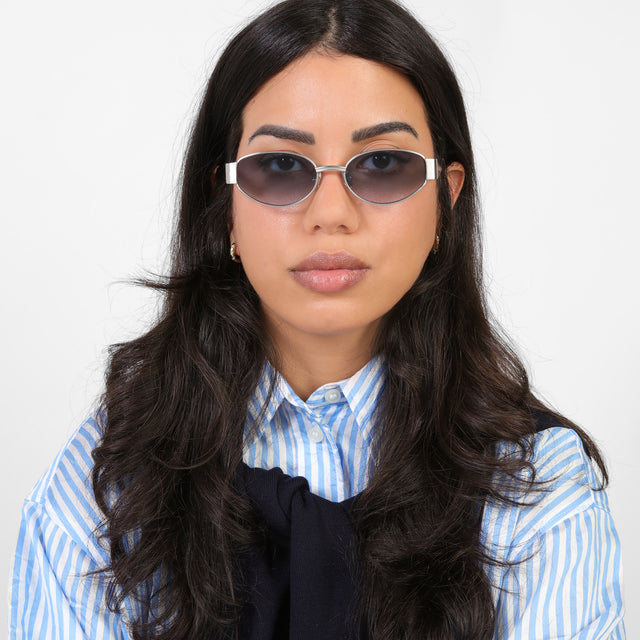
top-left (266, 320), bottom-right (379, 401)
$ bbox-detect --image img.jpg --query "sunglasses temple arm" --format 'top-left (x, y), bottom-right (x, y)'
top-left (225, 163), bottom-right (237, 185)
top-left (426, 159), bottom-right (438, 181)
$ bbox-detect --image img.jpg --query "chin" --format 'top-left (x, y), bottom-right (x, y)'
top-left (295, 314), bottom-right (382, 338)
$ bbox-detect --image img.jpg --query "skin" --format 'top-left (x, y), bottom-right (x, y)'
top-left (229, 52), bottom-right (464, 399)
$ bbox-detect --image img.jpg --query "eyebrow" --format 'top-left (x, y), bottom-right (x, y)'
top-left (248, 125), bottom-right (315, 145)
top-left (247, 120), bottom-right (419, 146)
top-left (352, 121), bottom-right (419, 142)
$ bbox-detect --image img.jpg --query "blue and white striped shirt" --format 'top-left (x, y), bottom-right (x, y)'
top-left (10, 358), bottom-right (625, 638)
top-left (243, 356), bottom-right (385, 502)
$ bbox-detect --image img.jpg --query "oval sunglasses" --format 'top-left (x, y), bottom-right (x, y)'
top-left (225, 149), bottom-right (439, 206)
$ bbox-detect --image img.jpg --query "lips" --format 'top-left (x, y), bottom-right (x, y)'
top-left (290, 250), bottom-right (368, 292)
top-left (292, 250), bottom-right (367, 271)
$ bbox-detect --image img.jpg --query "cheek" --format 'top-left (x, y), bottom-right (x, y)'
top-left (231, 197), bottom-right (294, 245)
top-left (367, 214), bottom-right (435, 323)
top-left (230, 202), bottom-right (290, 291)
top-left (379, 199), bottom-right (438, 267)
top-left (232, 201), bottom-right (269, 255)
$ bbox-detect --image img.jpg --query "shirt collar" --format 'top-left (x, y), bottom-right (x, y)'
top-left (336, 355), bottom-right (386, 433)
top-left (245, 355), bottom-right (386, 439)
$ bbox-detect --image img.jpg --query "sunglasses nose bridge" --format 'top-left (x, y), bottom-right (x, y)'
top-left (315, 165), bottom-right (347, 175)
top-left (314, 165), bottom-right (350, 196)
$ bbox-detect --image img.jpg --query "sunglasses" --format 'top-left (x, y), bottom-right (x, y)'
top-left (225, 149), bottom-right (438, 206)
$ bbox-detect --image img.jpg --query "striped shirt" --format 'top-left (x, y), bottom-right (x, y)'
top-left (10, 359), bottom-right (625, 638)
top-left (243, 356), bottom-right (385, 502)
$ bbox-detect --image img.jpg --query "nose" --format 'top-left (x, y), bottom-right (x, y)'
top-left (302, 169), bottom-right (360, 234)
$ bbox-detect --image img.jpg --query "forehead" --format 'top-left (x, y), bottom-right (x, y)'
top-left (240, 52), bottom-right (431, 146)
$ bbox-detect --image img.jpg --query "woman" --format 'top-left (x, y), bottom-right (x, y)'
top-left (11, 0), bottom-right (624, 638)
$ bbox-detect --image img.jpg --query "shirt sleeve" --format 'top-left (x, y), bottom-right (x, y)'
top-left (10, 500), bottom-right (131, 640)
top-left (9, 418), bottom-right (133, 640)
top-left (489, 428), bottom-right (625, 639)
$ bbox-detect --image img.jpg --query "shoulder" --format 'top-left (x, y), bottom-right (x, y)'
top-left (483, 426), bottom-right (612, 561)
top-left (484, 428), bottom-right (625, 637)
top-left (528, 425), bottom-right (603, 490)
top-left (11, 417), bottom-right (136, 638)
top-left (22, 415), bottom-right (107, 559)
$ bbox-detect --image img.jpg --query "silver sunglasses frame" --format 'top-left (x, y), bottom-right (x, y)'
top-left (225, 149), bottom-right (439, 206)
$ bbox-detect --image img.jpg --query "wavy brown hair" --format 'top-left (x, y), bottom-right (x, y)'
top-left (91, 1), bottom-right (607, 638)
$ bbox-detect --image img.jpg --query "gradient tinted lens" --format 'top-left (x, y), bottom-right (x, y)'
top-left (236, 152), bottom-right (317, 206)
top-left (346, 150), bottom-right (427, 204)
top-left (235, 150), bottom-right (428, 205)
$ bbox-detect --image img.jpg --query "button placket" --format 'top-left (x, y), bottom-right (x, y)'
top-left (308, 425), bottom-right (324, 443)
top-left (324, 387), bottom-right (341, 403)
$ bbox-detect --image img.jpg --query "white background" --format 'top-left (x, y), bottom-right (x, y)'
top-left (1, 0), bottom-right (638, 636)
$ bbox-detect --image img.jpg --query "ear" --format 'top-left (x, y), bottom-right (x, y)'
top-left (212, 165), bottom-right (226, 197)
top-left (445, 162), bottom-right (465, 207)
top-left (228, 202), bottom-right (235, 235)
top-left (211, 165), bottom-right (235, 233)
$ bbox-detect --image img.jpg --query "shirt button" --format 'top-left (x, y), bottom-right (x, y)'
top-left (309, 426), bottom-right (324, 443)
top-left (324, 388), bottom-right (341, 403)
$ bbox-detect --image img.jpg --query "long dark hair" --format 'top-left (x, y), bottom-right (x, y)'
top-left (92, 1), bottom-right (607, 638)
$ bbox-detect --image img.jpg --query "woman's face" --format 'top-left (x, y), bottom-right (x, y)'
top-left (229, 52), bottom-right (462, 353)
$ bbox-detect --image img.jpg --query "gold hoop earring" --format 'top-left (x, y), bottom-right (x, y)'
top-left (432, 234), bottom-right (440, 254)
top-left (230, 242), bottom-right (241, 263)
